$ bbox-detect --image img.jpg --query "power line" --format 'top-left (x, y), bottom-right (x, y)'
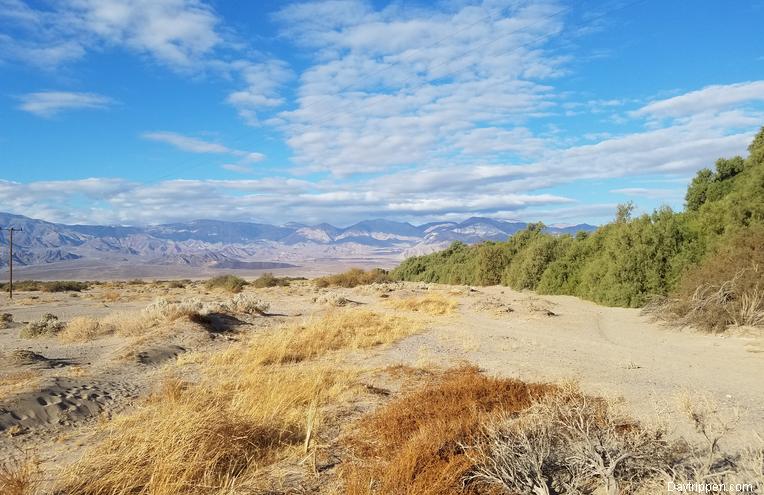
top-left (2, 227), bottom-right (22, 299)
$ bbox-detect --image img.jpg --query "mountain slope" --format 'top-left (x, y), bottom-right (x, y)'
top-left (0, 212), bottom-right (596, 269)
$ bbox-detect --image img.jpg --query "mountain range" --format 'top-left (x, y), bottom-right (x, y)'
top-left (0, 212), bottom-right (596, 272)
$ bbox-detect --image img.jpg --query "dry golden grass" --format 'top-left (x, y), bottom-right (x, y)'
top-left (0, 456), bottom-right (42, 495)
top-left (101, 290), bottom-right (121, 302)
top-left (58, 365), bottom-right (352, 495)
top-left (388, 294), bottom-right (459, 315)
top-left (59, 316), bottom-right (114, 342)
top-left (99, 310), bottom-right (152, 337)
top-left (252, 309), bottom-right (419, 365)
top-left (54, 308), bottom-right (420, 494)
top-left (341, 366), bottom-right (553, 495)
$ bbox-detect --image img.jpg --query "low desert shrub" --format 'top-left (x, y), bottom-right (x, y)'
top-left (19, 313), bottom-right (64, 338)
top-left (253, 309), bottom-right (417, 365)
top-left (42, 280), bottom-right (89, 292)
top-left (465, 385), bottom-right (675, 495)
top-left (205, 274), bottom-right (247, 293)
top-left (341, 366), bottom-right (554, 495)
top-left (224, 293), bottom-right (270, 315)
top-left (1, 280), bottom-right (88, 293)
top-left (252, 272), bottom-right (290, 288)
top-left (1, 312), bottom-right (12, 329)
top-left (388, 294), bottom-right (459, 315)
top-left (647, 227), bottom-right (764, 331)
top-left (0, 456), bottom-right (42, 495)
top-left (166, 280), bottom-right (189, 289)
top-left (314, 268), bottom-right (390, 288)
top-left (59, 316), bottom-right (114, 342)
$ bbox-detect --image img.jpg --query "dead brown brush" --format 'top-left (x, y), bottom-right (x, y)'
top-left (465, 385), bottom-right (675, 495)
top-left (0, 455), bottom-right (42, 495)
top-left (340, 366), bottom-right (553, 495)
top-left (253, 309), bottom-right (419, 365)
top-left (647, 228), bottom-right (764, 332)
top-left (388, 294), bottom-right (459, 315)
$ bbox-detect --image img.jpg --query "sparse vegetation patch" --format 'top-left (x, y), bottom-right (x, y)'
top-left (315, 268), bottom-right (390, 288)
top-left (205, 274), bottom-right (247, 293)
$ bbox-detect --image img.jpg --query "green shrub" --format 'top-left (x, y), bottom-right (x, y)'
top-left (0, 280), bottom-right (89, 292)
top-left (392, 127), bottom-right (764, 328)
top-left (252, 272), bottom-right (290, 288)
top-left (205, 275), bottom-right (247, 293)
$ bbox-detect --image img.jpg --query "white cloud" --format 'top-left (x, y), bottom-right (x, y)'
top-left (142, 131), bottom-right (266, 162)
top-left (610, 188), bottom-right (682, 200)
top-left (17, 91), bottom-right (114, 117)
top-left (221, 163), bottom-right (253, 174)
top-left (632, 81), bottom-right (764, 118)
top-left (2, 0), bottom-right (291, 124)
top-left (273, 0), bottom-right (566, 176)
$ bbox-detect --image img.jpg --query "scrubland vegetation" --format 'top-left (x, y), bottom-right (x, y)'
top-left (1, 280), bottom-right (89, 293)
top-left (393, 128), bottom-right (764, 331)
top-left (205, 274), bottom-right (247, 293)
top-left (315, 268), bottom-right (390, 288)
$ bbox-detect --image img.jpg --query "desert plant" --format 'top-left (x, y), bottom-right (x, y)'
top-left (465, 385), bottom-right (676, 495)
top-left (388, 294), bottom-right (459, 315)
top-left (205, 275), bottom-right (247, 293)
top-left (20, 313), bottom-right (64, 338)
top-left (341, 366), bottom-right (553, 495)
top-left (314, 268), bottom-right (390, 288)
top-left (59, 316), bottom-right (114, 342)
top-left (252, 272), bottom-right (290, 288)
top-left (224, 293), bottom-right (270, 315)
top-left (0, 455), bottom-right (42, 495)
top-left (253, 310), bottom-right (417, 365)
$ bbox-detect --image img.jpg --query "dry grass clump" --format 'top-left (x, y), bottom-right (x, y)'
top-left (101, 289), bottom-right (121, 302)
top-left (341, 366), bottom-right (553, 495)
top-left (253, 309), bottom-right (418, 365)
top-left (648, 228), bottom-right (764, 332)
top-left (0, 456), bottom-right (42, 495)
top-left (1, 312), bottom-right (12, 329)
top-left (57, 352), bottom-right (354, 494)
top-left (19, 313), bottom-right (64, 338)
top-left (205, 274), bottom-right (247, 293)
top-left (388, 294), bottom-right (459, 315)
top-left (59, 316), bottom-right (113, 342)
top-left (69, 295), bottom-right (270, 341)
top-left (466, 385), bottom-right (674, 495)
top-left (315, 268), bottom-right (390, 288)
top-left (649, 268), bottom-right (764, 332)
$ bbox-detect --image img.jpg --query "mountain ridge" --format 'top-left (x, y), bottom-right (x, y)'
top-left (0, 212), bottom-right (596, 269)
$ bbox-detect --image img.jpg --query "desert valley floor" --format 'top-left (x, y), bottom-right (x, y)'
top-left (1, 280), bottom-right (762, 492)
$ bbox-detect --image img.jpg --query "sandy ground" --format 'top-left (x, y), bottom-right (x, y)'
top-left (0, 280), bottom-right (762, 481)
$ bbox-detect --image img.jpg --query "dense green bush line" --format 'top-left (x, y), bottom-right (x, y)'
top-left (392, 128), bottom-right (764, 308)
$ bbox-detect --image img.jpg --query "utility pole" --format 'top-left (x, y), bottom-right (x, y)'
top-left (2, 227), bottom-right (22, 299)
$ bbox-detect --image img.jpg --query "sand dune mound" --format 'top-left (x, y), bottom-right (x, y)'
top-left (0, 378), bottom-right (136, 432)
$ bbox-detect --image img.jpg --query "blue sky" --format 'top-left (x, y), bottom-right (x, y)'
top-left (1, 0), bottom-right (763, 227)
